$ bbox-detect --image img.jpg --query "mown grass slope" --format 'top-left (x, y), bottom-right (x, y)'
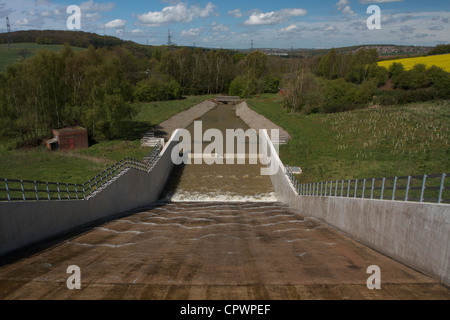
top-left (247, 94), bottom-right (449, 183)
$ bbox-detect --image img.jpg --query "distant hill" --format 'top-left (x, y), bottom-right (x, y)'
top-left (0, 30), bottom-right (130, 49)
top-left (0, 42), bottom-right (86, 71)
top-left (258, 44), bottom-right (433, 59)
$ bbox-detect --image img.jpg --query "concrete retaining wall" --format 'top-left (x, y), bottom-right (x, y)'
top-left (259, 129), bottom-right (450, 285)
top-left (290, 196), bottom-right (450, 285)
top-left (0, 130), bottom-right (181, 257)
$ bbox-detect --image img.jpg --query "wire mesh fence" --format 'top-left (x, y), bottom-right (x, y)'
top-left (285, 166), bottom-right (449, 204)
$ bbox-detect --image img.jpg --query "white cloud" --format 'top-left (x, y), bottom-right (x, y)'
top-left (181, 28), bottom-right (202, 37)
top-left (280, 24), bottom-right (299, 33)
top-left (40, 10), bottom-right (51, 17)
top-left (244, 8), bottom-right (307, 26)
top-left (104, 19), bottom-right (127, 28)
top-left (138, 2), bottom-right (216, 27)
top-left (359, 0), bottom-right (404, 3)
top-left (80, 0), bottom-right (115, 13)
top-left (336, 0), bottom-right (355, 15)
top-left (228, 8), bottom-right (242, 18)
top-left (15, 17), bottom-right (31, 26)
top-left (212, 23), bottom-right (229, 33)
top-left (35, 0), bottom-right (50, 5)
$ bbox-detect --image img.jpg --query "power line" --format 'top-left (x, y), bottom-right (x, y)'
top-left (167, 29), bottom-right (176, 46)
top-left (6, 17), bottom-right (14, 50)
top-left (250, 39), bottom-right (254, 52)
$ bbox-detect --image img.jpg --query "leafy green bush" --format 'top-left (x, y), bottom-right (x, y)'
top-left (429, 44), bottom-right (450, 55)
top-left (264, 75), bottom-right (281, 94)
top-left (322, 79), bottom-right (359, 113)
top-left (229, 75), bottom-right (258, 98)
top-left (374, 88), bottom-right (438, 105)
top-left (427, 65), bottom-right (450, 98)
top-left (394, 64), bottom-right (431, 89)
top-left (228, 76), bottom-right (243, 97)
top-left (388, 62), bottom-right (405, 79)
top-left (134, 74), bottom-right (181, 102)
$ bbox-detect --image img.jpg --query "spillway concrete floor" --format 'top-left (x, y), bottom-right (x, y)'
top-left (0, 202), bottom-right (448, 300)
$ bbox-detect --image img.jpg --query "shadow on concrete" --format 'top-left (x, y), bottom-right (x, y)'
top-left (0, 201), bottom-right (170, 267)
top-left (159, 163), bottom-right (186, 201)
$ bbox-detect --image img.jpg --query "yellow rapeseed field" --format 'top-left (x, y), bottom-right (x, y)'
top-left (378, 54), bottom-right (450, 72)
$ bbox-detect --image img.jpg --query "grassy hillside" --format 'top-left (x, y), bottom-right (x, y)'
top-left (0, 43), bottom-right (85, 71)
top-left (247, 94), bottom-right (449, 183)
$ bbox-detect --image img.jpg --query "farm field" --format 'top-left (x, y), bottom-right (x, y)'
top-left (0, 43), bottom-right (85, 71)
top-left (378, 53), bottom-right (450, 72)
top-left (247, 94), bottom-right (450, 184)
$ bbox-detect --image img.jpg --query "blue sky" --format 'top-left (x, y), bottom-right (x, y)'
top-left (1, 0), bottom-right (449, 48)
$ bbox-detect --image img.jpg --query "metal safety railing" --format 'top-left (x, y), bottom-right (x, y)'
top-left (0, 141), bottom-right (163, 202)
top-left (285, 166), bottom-right (449, 204)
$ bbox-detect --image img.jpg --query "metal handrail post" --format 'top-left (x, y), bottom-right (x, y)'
top-left (20, 180), bottom-right (25, 201)
top-left (347, 180), bottom-right (351, 197)
top-left (405, 176), bottom-right (411, 201)
top-left (34, 181), bottom-right (39, 201)
top-left (371, 178), bottom-right (375, 199)
top-left (362, 179), bottom-right (366, 199)
top-left (392, 177), bottom-right (397, 201)
top-left (5, 178), bottom-right (10, 202)
top-left (420, 174), bottom-right (427, 203)
top-left (438, 173), bottom-right (446, 204)
top-left (57, 182), bottom-right (61, 201)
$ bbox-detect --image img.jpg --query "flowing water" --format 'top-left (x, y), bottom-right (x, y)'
top-left (162, 104), bottom-right (277, 202)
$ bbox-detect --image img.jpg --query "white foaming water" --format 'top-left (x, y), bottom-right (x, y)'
top-left (164, 191), bottom-right (278, 203)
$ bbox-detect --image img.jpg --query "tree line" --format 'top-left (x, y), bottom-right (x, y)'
top-left (1, 39), bottom-right (448, 147)
top-left (282, 48), bottom-right (450, 114)
top-left (0, 44), bottom-right (292, 145)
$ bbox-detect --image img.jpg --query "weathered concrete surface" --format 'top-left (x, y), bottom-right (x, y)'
top-left (291, 197), bottom-right (450, 286)
top-left (0, 131), bottom-right (181, 257)
top-left (261, 129), bottom-right (450, 286)
top-left (236, 102), bottom-right (291, 140)
top-left (0, 202), bottom-right (448, 300)
top-left (151, 100), bottom-right (217, 140)
top-left (269, 163), bottom-right (450, 286)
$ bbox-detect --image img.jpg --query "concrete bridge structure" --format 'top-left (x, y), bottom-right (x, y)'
top-left (0, 101), bottom-right (448, 300)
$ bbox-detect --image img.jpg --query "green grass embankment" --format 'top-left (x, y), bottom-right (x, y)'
top-left (247, 94), bottom-right (449, 183)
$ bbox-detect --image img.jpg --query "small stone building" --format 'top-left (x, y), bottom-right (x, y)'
top-left (46, 126), bottom-right (89, 151)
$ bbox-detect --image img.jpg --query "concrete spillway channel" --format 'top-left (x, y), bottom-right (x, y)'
top-left (0, 201), bottom-right (448, 299)
top-left (0, 102), bottom-right (448, 300)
